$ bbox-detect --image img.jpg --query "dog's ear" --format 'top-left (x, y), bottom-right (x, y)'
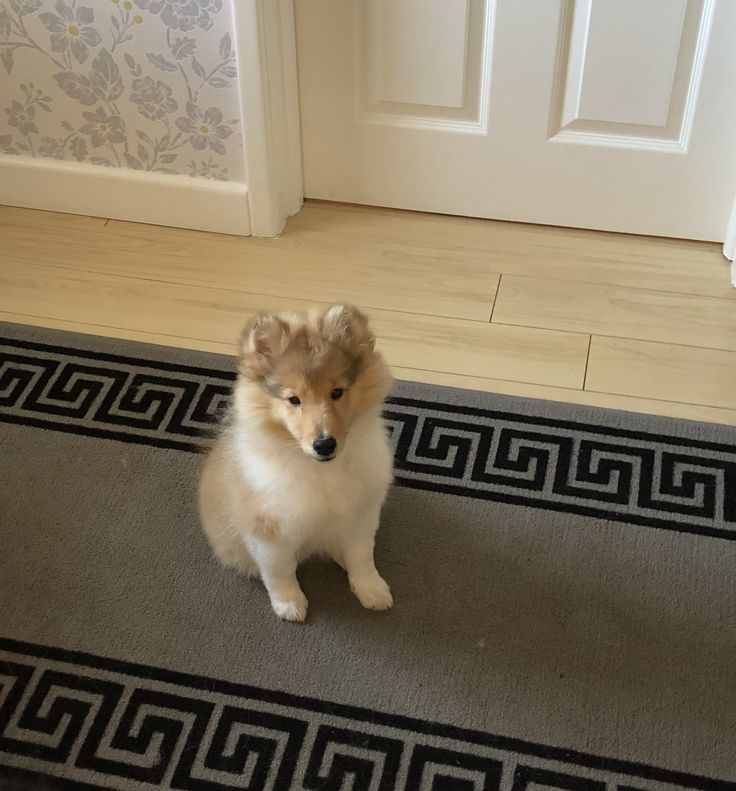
top-left (319, 304), bottom-right (375, 359)
top-left (238, 313), bottom-right (291, 379)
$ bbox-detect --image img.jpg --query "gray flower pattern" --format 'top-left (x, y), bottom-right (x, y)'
top-left (80, 106), bottom-right (125, 147)
top-left (133, 0), bottom-right (223, 33)
top-left (189, 157), bottom-right (227, 180)
top-left (0, 132), bottom-right (19, 153)
top-left (39, 1), bottom-right (102, 64)
top-left (37, 135), bottom-right (64, 158)
top-left (175, 101), bottom-right (231, 154)
top-left (0, 0), bottom-right (242, 180)
top-left (5, 98), bottom-right (37, 135)
top-left (130, 75), bottom-right (177, 120)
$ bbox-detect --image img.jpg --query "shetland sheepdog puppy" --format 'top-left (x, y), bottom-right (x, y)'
top-left (199, 304), bottom-right (394, 621)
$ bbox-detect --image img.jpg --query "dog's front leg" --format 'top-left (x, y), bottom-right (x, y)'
top-left (339, 506), bottom-right (393, 611)
top-left (249, 538), bottom-right (308, 622)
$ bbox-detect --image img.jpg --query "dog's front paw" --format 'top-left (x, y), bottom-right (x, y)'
top-left (271, 592), bottom-right (308, 622)
top-left (351, 573), bottom-right (393, 611)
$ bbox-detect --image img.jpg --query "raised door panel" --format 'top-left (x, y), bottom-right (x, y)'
top-left (551, 0), bottom-right (714, 149)
top-left (358, 0), bottom-right (495, 129)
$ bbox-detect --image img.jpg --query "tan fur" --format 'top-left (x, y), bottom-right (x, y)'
top-left (198, 304), bottom-right (395, 621)
top-left (252, 513), bottom-right (280, 539)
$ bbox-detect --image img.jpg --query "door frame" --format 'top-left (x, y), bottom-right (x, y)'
top-left (234, 0), bottom-right (304, 236)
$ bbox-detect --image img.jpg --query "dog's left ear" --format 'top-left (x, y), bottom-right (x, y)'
top-left (320, 304), bottom-right (375, 359)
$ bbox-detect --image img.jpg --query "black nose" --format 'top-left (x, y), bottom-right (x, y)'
top-left (312, 436), bottom-right (337, 457)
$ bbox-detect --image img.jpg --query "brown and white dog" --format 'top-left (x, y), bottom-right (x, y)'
top-left (198, 304), bottom-right (394, 621)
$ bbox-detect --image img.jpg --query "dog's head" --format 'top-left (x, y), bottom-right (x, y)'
top-left (237, 304), bottom-right (391, 461)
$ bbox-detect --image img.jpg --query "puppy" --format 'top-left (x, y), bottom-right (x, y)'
top-left (198, 304), bottom-right (394, 621)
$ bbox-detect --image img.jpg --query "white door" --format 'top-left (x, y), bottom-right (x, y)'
top-left (295, 0), bottom-right (736, 241)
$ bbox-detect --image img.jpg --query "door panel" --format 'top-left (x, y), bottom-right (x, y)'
top-left (554, 0), bottom-right (711, 147)
top-left (296, 0), bottom-right (736, 239)
top-left (357, 0), bottom-right (492, 129)
top-left (366, 0), bottom-right (469, 108)
top-left (569, 0), bottom-right (687, 127)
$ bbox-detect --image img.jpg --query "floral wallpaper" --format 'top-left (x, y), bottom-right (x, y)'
top-left (0, 0), bottom-right (244, 181)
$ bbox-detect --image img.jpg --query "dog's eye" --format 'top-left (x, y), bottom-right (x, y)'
top-left (287, 396), bottom-right (301, 406)
top-left (330, 388), bottom-right (344, 400)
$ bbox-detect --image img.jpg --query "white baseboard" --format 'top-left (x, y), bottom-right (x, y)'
top-left (724, 202), bottom-right (736, 259)
top-left (0, 155), bottom-right (251, 235)
top-left (724, 194), bottom-right (736, 288)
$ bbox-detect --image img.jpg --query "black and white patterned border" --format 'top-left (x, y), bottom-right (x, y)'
top-left (0, 638), bottom-right (732, 791)
top-left (1, 336), bottom-right (735, 541)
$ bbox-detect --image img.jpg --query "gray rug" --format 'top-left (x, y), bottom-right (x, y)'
top-left (0, 321), bottom-right (734, 791)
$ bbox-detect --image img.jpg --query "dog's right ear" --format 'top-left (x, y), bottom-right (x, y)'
top-left (238, 313), bottom-right (290, 380)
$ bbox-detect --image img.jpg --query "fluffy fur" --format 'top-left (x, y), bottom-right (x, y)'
top-left (198, 304), bottom-right (394, 622)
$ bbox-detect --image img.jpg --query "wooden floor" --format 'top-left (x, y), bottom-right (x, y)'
top-left (1, 201), bottom-right (735, 425)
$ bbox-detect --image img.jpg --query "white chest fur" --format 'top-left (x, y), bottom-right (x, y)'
top-left (234, 412), bottom-right (393, 541)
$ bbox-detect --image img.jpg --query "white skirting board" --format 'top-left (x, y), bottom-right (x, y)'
top-left (724, 192), bottom-right (736, 287)
top-left (0, 155), bottom-right (251, 236)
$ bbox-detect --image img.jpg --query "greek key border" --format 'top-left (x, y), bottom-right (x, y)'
top-left (1, 336), bottom-right (735, 541)
top-left (0, 638), bottom-right (732, 791)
